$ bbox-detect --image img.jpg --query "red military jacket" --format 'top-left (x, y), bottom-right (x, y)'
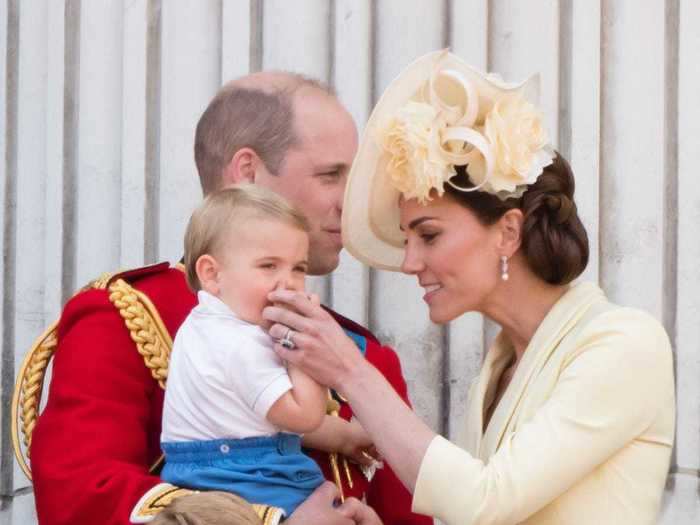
top-left (31, 263), bottom-right (431, 525)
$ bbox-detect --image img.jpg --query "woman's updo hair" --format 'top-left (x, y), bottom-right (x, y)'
top-left (444, 153), bottom-right (589, 285)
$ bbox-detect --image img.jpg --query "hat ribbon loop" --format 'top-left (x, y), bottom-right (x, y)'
top-left (427, 65), bottom-right (495, 193)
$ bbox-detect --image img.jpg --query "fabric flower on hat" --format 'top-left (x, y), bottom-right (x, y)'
top-left (466, 96), bottom-right (554, 195)
top-left (379, 60), bottom-right (554, 202)
top-left (381, 101), bottom-right (456, 204)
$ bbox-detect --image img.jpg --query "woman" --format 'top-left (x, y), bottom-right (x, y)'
top-left (263, 51), bottom-right (675, 524)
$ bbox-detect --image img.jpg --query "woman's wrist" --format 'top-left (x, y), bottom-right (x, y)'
top-left (336, 356), bottom-right (378, 405)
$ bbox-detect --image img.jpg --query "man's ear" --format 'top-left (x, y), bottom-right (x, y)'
top-left (221, 148), bottom-right (267, 186)
top-left (497, 208), bottom-right (524, 257)
top-left (195, 254), bottom-right (221, 296)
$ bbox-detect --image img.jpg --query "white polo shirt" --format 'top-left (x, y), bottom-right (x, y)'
top-left (161, 290), bottom-right (292, 442)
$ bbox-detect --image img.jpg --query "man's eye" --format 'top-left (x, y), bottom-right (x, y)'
top-left (318, 171), bottom-right (340, 182)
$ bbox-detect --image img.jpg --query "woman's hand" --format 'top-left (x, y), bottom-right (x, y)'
top-left (266, 290), bottom-right (436, 496)
top-left (264, 289), bottom-right (366, 392)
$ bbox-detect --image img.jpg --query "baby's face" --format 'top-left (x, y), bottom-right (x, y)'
top-left (216, 218), bottom-right (309, 327)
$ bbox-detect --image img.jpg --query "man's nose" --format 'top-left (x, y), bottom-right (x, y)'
top-left (335, 175), bottom-right (347, 214)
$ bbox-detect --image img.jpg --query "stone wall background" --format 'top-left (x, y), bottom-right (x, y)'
top-left (1, 1), bottom-right (698, 522)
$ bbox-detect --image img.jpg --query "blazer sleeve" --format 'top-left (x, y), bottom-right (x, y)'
top-left (412, 309), bottom-right (674, 525)
top-left (31, 290), bottom-right (164, 525)
top-left (365, 342), bottom-right (434, 525)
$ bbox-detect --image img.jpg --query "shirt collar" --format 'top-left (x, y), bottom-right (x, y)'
top-left (196, 290), bottom-right (239, 319)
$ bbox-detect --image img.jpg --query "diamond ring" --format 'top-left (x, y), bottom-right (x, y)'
top-left (280, 327), bottom-right (296, 350)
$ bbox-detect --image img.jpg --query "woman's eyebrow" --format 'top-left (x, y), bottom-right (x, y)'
top-left (399, 216), bottom-right (436, 231)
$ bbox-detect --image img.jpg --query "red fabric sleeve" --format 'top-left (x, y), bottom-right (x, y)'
top-left (31, 289), bottom-right (164, 525)
top-left (363, 342), bottom-right (433, 525)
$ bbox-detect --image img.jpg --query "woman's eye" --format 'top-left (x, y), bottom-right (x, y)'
top-left (260, 264), bottom-right (277, 270)
top-left (294, 266), bottom-right (308, 274)
top-left (421, 233), bottom-right (438, 244)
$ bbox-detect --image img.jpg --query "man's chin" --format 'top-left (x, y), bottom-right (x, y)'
top-left (307, 252), bottom-right (341, 276)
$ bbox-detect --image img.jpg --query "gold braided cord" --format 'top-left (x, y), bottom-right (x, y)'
top-left (11, 272), bottom-right (117, 481)
top-left (149, 452), bottom-right (166, 475)
top-left (325, 389), bottom-right (357, 500)
top-left (19, 330), bottom-right (56, 453)
top-left (11, 323), bottom-right (58, 480)
top-left (107, 278), bottom-right (173, 390)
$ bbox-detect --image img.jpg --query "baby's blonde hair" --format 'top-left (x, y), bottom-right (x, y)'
top-left (184, 185), bottom-right (310, 291)
top-left (150, 491), bottom-right (262, 525)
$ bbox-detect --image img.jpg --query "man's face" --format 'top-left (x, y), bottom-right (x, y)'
top-left (254, 88), bottom-right (358, 275)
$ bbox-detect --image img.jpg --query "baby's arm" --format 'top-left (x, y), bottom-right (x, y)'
top-left (302, 416), bottom-right (377, 466)
top-left (267, 364), bottom-right (326, 434)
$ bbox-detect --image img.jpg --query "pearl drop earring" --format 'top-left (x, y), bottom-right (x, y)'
top-left (500, 256), bottom-right (509, 281)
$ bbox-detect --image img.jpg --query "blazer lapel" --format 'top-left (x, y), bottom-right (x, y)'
top-left (461, 341), bottom-right (499, 455)
top-left (480, 282), bottom-right (605, 458)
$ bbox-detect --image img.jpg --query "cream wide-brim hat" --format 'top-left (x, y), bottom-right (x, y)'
top-left (341, 50), bottom-right (540, 271)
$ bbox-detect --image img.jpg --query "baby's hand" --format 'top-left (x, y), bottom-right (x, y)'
top-left (340, 419), bottom-right (380, 467)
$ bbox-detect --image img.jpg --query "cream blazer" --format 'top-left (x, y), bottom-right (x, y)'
top-left (412, 282), bottom-right (675, 525)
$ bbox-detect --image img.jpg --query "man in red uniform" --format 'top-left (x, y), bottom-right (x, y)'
top-left (31, 72), bottom-right (432, 525)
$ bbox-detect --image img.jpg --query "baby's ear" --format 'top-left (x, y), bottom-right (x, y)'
top-left (195, 254), bottom-right (221, 295)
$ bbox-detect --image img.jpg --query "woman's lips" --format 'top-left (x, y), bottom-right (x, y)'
top-left (422, 284), bottom-right (442, 304)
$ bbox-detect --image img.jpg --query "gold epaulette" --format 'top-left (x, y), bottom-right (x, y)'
top-left (107, 278), bottom-right (172, 389)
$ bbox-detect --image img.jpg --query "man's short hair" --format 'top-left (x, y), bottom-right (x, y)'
top-left (194, 73), bottom-right (333, 195)
top-left (150, 491), bottom-right (262, 525)
top-left (184, 184), bottom-right (310, 292)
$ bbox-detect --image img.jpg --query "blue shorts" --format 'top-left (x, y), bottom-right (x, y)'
top-left (161, 433), bottom-right (324, 516)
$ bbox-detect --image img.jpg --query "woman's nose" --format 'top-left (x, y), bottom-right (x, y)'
top-left (400, 244), bottom-right (424, 275)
